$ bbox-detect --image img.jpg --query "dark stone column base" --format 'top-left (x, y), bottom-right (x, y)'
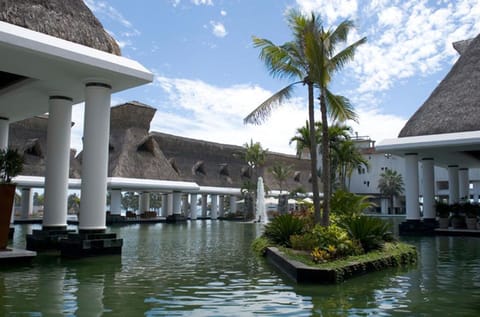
top-left (59, 231), bottom-right (123, 258)
top-left (399, 219), bottom-right (438, 236)
top-left (166, 214), bottom-right (187, 223)
top-left (26, 228), bottom-right (75, 252)
top-left (8, 227), bottom-right (14, 239)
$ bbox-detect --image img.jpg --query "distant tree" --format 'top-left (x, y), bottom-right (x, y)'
top-left (378, 170), bottom-right (404, 214)
top-left (122, 192), bottom-right (138, 212)
top-left (33, 192), bottom-right (44, 206)
top-left (269, 163), bottom-right (293, 194)
top-left (332, 139), bottom-right (368, 191)
top-left (67, 193), bottom-right (80, 213)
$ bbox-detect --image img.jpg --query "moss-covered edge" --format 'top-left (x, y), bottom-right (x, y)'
top-left (261, 241), bottom-right (417, 284)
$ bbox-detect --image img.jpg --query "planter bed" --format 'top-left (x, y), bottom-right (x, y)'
top-left (265, 242), bottom-right (416, 284)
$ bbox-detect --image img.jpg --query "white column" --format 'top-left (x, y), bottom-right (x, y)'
top-left (172, 192), bottom-right (181, 215)
top-left (380, 198), bottom-right (388, 215)
top-left (459, 168), bottom-right (469, 202)
top-left (139, 192), bottom-right (150, 213)
top-left (218, 195), bottom-right (225, 218)
top-left (110, 189), bottom-right (122, 215)
top-left (79, 82), bottom-right (111, 231)
top-left (405, 153), bottom-right (420, 220)
top-left (211, 194), bottom-right (218, 220)
top-left (43, 96), bottom-right (73, 229)
top-left (448, 165), bottom-right (459, 204)
top-left (190, 193), bottom-right (198, 220)
top-left (229, 195), bottom-right (237, 214)
top-left (20, 188), bottom-right (33, 219)
top-left (161, 193), bottom-right (169, 217)
top-left (201, 194), bottom-right (208, 218)
top-left (0, 117), bottom-right (9, 150)
top-left (181, 194), bottom-right (189, 216)
top-left (422, 158), bottom-right (435, 219)
top-left (167, 193), bottom-right (174, 216)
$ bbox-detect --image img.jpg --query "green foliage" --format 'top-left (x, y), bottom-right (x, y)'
top-left (251, 236), bottom-right (273, 256)
top-left (330, 190), bottom-right (374, 219)
top-left (269, 163), bottom-right (292, 193)
top-left (290, 232), bottom-right (318, 251)
top-left (340, 216), bottom-right (392, 252)
top-left (0, 148), bottom-right (24, 183)
top-left (263, 214), bottom-right (305, 247)
top-left (435, 201), bottom-right (450, 218)
top-left (312, 223), bottom-right (362, 257)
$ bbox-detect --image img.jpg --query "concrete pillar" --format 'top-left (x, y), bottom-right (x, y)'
top-left (380, 198), bottom-right (388, 215)
top-left (167, 193), bottom-right (174, 216)
top-left (459, 168), bottom-right (469, 202)
top-left (172, 192), bottom-right (181, 215)
top-left (79, 82), bottom-right (111, 231)
top-left (211, 194), bottom-right (218, 220)
top-left (229, 195), bottom-right (237, 214)
top-left (20, 188), bottom-right (33, 219)
top-left (201, 194), bottom-right (208, 218)
top-left (448, 165), bottom-right (459, 204)
top-left (139, 192), bottom-right (150, 213)
top-left (161, 193), bottom-right (169, 217)
top-left (405, 153), bottom-right (420, 220)
top-left (422, 158), bottom-right (435, 219)
top-left (110, 189), bottom-right (122, 215)
top-left (181, 194), bottom-right (189, 216)
top-left (0, 117), bottom-right (9, 150)
top-left (43, 96), bottom-right (73, 229)
top-left (190, 193), bottom-right (198, 220)
top-left (218, 195), bottom-right (225, 218)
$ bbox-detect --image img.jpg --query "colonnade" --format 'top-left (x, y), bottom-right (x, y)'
top-left (108, 191), bottom-right (239, 220)
top-left (404, 153), bottom-right (471, 221)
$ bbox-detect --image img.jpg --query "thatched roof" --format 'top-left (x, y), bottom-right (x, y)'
top-left (399, 34), bottom-right (480, 137)
top-left (8, 115), bottom-right (80, 178)
top-left (0, 0), bottom-right (121, 55)
top-left (152, 131), bottom-right (313, 192)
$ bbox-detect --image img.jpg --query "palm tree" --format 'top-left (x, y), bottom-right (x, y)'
top-left (377, 169), bottom-right (404, 214)
top-left (244, 10), bottom-right (365, 225)
top-left (314, 20), bottom-right (366, 226)
top-left (289, 120), bottom-right (321, 158)
top-left (269, 163), bottom-right (293, 194)
top-left (333, 139), bottom-right (368, 191)
top-left (243, 139), bottom-right (267, 180)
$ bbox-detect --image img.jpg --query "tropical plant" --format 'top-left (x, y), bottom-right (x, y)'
top-left (377, 169), bottom-right (404, 214)
top-left (263, 213), bottom-right (305, 247)
top-left (244, 10), bottom-right (332, 221)
top-left (289, 120), bottom-right (321, 158)
top-left (330, 190), bottom-right (374, 220)
top-left (435, 201), bottom-right (450, 218)
top-left (269, 163), bottom-right (293, 194)
top-left (243, 139), bottom-right (267, 179)
top-left (340, 216), bottom-right (392, 252)
top-left (332, 139), bottom-right (369, 191)
top-left (0, 148), bottom-right (24, 183)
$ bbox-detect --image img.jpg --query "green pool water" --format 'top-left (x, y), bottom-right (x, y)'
top-left (1, 221), bottom-right (479, 316)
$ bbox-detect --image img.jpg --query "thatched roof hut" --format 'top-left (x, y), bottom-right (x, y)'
top-left (0, 0), bottom-right (121, 55)
top-left (398, 34), bottom-right (480, 137)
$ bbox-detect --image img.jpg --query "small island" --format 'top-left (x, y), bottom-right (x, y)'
top-left (252, 191), bottom-right (417, 284)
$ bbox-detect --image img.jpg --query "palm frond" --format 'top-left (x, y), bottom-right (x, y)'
top-left (243, 82), bottom-right (300, 125)
top-left (325, 89), bottom-right (358, 122)
top-left (329, 36), bottom-right (367, 73)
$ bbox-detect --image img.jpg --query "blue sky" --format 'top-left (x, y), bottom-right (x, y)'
top-left (73, 0), bottom-right (480, 154)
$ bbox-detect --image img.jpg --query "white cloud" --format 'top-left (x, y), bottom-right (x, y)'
top-left (295, 0), bottom-right (358, 24)
top-left (192, 0), bottom-right (213, 5)
top-left (221, 10), bottom-right (227, 16)
top-left (210, 21), bottom-right (228, 37)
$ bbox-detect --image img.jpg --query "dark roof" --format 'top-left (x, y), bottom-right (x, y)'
top-left (399, 34), bottom-right (480, 137)
top-left (0, 0), bottom-right (121, 55)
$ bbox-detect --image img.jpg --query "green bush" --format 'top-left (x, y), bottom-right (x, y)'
top-left (331, 190), bottom-right (374, 220)
top-left (263, 214), bottom-right (305, 247)
top-left (290, 232), bottom-right (318, 251)
top-left (251, 236), bottom-right (273, 256)
top-left (312, 223), bottom-right (361, 257)
top-left (340, 216), bottom-right (392, 252)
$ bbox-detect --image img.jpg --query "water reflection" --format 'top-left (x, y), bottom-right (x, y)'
top-left (2, 222), bottom-right (480, 316)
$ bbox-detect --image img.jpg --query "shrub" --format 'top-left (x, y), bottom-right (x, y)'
top-left (311, 224), bottom-right (361, 257)
top-left (340, 216), bottom-right (392, 252)
top-left (263, 214), bottom-right (305, 247)
top-left (290, 232), bottom-right (318, 251)
top-left (251, 236), bottom-right (273, 256)
top-left (331, 190), bottom-right (374, 220)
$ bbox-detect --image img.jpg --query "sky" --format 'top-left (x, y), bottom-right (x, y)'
top-left (72, 0), bottom-right (480, 155)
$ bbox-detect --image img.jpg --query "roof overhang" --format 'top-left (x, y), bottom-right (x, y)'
top-left (107, 177), bottom-right (200, 192)
top-left (196, 186), bottom-right (242, 195)
top-left (0, 21), bottom-right (153, 122)
top-left (376, 130), bottom-right (480, 167)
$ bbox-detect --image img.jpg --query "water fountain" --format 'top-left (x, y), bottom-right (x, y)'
top-left (256, 176), bottom-right (268, 224)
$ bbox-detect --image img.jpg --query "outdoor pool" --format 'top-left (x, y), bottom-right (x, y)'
top-left (1, 221), bottom-right (479, 316)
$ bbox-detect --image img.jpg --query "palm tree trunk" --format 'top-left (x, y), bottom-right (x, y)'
top-left (307, 82), bottom-right (321, 224)
top-left (320, 90), bottom-right (330, 226)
